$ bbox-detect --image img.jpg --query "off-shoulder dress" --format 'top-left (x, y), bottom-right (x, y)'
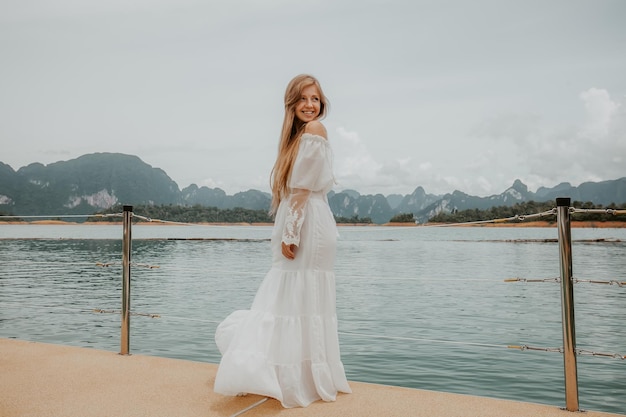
top-left (214, 133), bottom-right (352, 408)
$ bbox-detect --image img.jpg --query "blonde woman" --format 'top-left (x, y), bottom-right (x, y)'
top-left (214, 74), bottom-right (351, 408)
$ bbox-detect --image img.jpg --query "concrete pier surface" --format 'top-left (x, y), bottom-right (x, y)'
top-left (1, 338), bottom-right (623, 417)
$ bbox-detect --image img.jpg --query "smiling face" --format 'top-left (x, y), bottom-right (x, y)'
top-left (294, 84), bottom-right (321, 123)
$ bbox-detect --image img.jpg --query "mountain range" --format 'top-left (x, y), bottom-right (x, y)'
top-left (1, 153), bottom-right (625, 223)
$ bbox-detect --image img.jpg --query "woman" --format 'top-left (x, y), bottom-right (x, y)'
top-left (213, 74), bottom-right (352, 408)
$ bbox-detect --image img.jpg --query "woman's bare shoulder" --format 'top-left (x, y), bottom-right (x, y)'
top-left (304, 120), bottom-right (327, 139)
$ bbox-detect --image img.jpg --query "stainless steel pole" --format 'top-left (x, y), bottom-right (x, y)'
top-left (121, 205), bottom-right (133, 355)
top-left (556, 197), bottom-right (578, 411)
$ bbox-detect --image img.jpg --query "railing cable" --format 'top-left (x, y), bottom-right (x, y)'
top-left (505, 277), bottom-right (560, 283)
top-left (571, 208), bottom-right (626, 216)
top-left (423, 209), bottom-right (557, 227)
top-left (573, 278), bottom-right (626, 287)
top-left (96, 262), bottom-right (160, 269)
top-left (0, 213), bottom-right (122, 220)
top-left (131, 214), bottom-right (194, 226)
top-left (508, 344), bottom-right (625, 360)
top-left (93, 309), bottom-right (161, 318)
top-left (505, 277), bottom-right (626, 287)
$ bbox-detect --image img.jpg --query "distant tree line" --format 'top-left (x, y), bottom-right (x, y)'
top-left (334, 214), bottom-right (373, 224)
top-left (428, 201), bottom-right (626, 224)
top-left (3, 201), bottom-right (625, 224)
top-left (87, 205), bottom-right (374, 224)
top-left (87, 204), bottom-right (273, 223)
top-left (389, 213), bottom-right (415, 222)
top-left (0, 204), bottom-right (374, 224)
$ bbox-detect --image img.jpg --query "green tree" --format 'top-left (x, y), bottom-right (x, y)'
top-left (428, 201), bottom-right (626, 224)
top-left (92, 204), bottom-right (274, 224)
top-left (389, 213), bottom-right (415, 223)
top-left (334, 214), bottom-right (373, 224)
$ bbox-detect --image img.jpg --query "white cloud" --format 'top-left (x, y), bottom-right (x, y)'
top-left (418, 162), bottom-right (433, 171)
top-left (575, 88), bottom-right (626, 174)
top-left (333, 127), bottom-right (382, 190)
top-left (199, 178), bottom-right (226, 190)
top-left (333, 127), bottom-right (442, 195)
top-left (471, 88), bottom-right (626, 194)
top-left (333, 126), bottom-right (475, 196)
top-left (579, 87), bottom-right (621, 140)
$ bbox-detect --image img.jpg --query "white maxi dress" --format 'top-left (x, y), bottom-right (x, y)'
top-left (214, 133), bottom-right (352, 408)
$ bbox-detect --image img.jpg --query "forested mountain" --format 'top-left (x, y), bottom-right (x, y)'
top-left (181, 184), bottom-right (270, 210)
top-left (414, 178), bottom-right (626, 223)
top-left (1, 153), bottom-right (625, 223)
top-left (0, 154), bottom-right (179, 215)
top-left (328, 191), bottom-right (393, 224)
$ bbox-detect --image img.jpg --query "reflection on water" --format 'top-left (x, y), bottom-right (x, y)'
top-left (0, 225), bottom-right (625, 414)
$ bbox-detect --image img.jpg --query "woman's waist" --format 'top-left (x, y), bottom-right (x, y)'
top-left (308, 190), bottom-right (328, 200)
top-left (281, 190), bottom-right (329, 202)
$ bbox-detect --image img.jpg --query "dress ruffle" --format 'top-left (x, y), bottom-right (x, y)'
top-left (214, 267), bottom-right (351, 408)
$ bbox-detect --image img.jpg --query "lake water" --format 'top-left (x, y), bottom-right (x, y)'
top-left (0, 224), bottom-right (624, 414)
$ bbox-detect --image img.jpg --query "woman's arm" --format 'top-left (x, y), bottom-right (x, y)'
top-left (281, 122), bottom-right (328, 259)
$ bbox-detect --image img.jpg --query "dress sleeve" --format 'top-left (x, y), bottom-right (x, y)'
top-left (282, 134), bottom-right (333, 247)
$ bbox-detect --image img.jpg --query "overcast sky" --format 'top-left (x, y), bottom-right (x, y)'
top-left (1, 0), bottom-right (625, 197)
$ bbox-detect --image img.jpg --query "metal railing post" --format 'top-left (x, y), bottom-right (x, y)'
top-left (120, 205), bottom-right (133, 355)
top-left (556, 197), bottom-right (579, 411)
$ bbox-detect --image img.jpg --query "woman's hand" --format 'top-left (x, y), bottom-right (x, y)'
top-left (281, 242), bottom-right (297, 259)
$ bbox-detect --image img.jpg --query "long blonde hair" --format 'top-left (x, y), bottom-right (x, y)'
top-left (270, 74), bottom-right (329, 213)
